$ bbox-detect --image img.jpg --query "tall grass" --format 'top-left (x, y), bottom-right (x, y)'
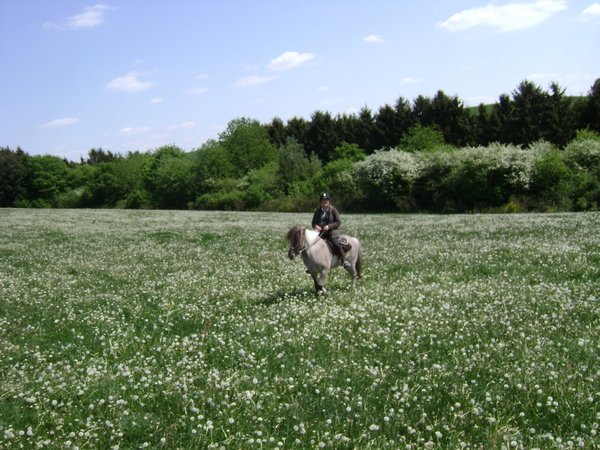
top-left (0, 209), bottom-right (599, 449)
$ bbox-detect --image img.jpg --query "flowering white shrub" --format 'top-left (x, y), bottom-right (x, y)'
top-left (563, 138), bottom-right (600, 170)
top-left (354, 149), bottom-right (422, 203)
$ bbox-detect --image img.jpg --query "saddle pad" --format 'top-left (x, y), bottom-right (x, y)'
top-left (324, 238), bottom-right (352, 254)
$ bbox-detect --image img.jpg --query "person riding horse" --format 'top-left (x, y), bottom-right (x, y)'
top-left (311, 193), bottom-right (350, 269)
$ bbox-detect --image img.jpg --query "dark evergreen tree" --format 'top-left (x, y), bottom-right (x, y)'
top-left (491, 93), bottom-right (514, 144)
top-left (510, 80), bottom-right (548, 146)
top-left (0, 147), bottom-right (29, 206)
top-left (394, 96), bottom-right (418, 142)
top-left (429, 90), bottom-right (474, 147)
top-left (85, 148), bottom-right (118, 165)
top-left (307, 110), bottom-right (339, 162)
top-left (474, 104), bottom-right (494, 146)
top-left (286, 116), bottom-right (310, 149)
top-left (356, 107), bottom-right (376, 154)
top-left (266, 116), bottom-right (287, 148)
top-left (581, 78), bottom-right (600, 133)
top-left (334, 113), bottom-right (360, 146)
top-left (545, 82), bottom-right (576, 147)
top-left (372, 104), bottom-right (399, 150)
top-left (413, 95), bottom-right (433, 127)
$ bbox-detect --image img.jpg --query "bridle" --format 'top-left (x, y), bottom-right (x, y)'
top-left (288, 226), bottom-right (321, 257)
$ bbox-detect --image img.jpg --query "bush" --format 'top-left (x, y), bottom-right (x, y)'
top-left (426, 143), bottom-right (540, 212)
top-left (194, 178), bottom-right (246, 210)
top-left (355, 149), bottom-right (422, 210)
top-left (313, 159), bottom-right (359, 210)
top-left (563, 138), bottom-right (600, 172)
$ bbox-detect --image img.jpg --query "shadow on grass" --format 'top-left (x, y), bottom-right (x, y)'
top-left (257, 288), bottom-right (316, 306)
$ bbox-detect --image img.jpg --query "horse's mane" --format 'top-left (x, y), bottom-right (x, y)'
top-left (286, 226), bottom-right (305, 248)
top-left (286, 226), bottom-right (320, 249)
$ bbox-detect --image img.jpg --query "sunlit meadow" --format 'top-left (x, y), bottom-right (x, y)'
top-left (1, 209), bottom-right (599, 449)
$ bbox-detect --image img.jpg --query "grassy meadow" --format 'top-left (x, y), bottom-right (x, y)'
top-left (0, 209), bottom-right (599, 449)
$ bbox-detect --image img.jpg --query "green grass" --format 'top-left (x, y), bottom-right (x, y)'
top-left (0, 209), bottom-right (599, 449)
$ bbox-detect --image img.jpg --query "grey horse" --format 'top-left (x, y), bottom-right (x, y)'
top-left (286, 225), bottom-right (363, 294)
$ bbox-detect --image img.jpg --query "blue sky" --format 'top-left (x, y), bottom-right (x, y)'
top-left (1, 1), bottom-right (599, 161)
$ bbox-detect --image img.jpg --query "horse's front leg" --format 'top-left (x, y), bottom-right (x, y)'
top-left (316, 269), bottom-right (330, 294)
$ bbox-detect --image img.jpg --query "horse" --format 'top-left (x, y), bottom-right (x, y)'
top-left (286, 226), bottom-right (363, 294)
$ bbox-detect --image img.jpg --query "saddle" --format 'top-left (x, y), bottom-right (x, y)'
top-left (324, 237), bottom-right (352, 255)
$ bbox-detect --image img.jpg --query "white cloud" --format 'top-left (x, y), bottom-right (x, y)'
top-left (402, 77), bottom-right (424, 83)
top-left (168, 122), bottom-right (195, 130)
top-left (318, 86), bottom-right (330, 92)
top-left (267, 52), bottom-right (316, 71)
top-left (233, 75), bottom-right (277, 87)
top-left (363, 35), bottom-right (385, 43)
top-left (582, 3), bottom-right (600, 20)
top-left (44, 4), bottom-right (116, 30)
top-left (106, 72), bottom-right (154, 92)
top-left (186, 87), bottom-right (209, 95)
top-left (319, 98), bottom-right (351, 106)
top-left (40, 118), bottom-right (79, 129)
top-left (67, 4), bottom-right (115, 28)
top-left (150, 98), bottom-right (164, 104)
top-left (438, 0), bottom-right (568, 32)
top-left (117, 127), bottom-right (149, 136)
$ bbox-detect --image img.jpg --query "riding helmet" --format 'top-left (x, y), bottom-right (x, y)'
top-left (320, 192), bottom-right (331, 201)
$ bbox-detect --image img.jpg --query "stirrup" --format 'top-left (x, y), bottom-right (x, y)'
top-left (343, 261), bottom-right (351, 269)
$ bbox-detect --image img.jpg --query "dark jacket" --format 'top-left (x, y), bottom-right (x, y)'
top-left (311, 205), bottom-right (341, 239)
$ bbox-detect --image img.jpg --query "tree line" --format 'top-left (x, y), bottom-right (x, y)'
top-left (1, 78), bottom-right (599, 213)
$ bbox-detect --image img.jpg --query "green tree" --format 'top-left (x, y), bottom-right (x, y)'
top-left (395, 96), bottom-right (417, 138)
top-left (428, 90), bottom-right (474, 147)
top-left (278, 136), bottom-right (320, 187)
top-left (84, 162), bottom-right (121, 207)
top-left (510, 80), bottom-right (548, 146)
top-left (266, 116), bottom-right (287, 148)
top-left (143, 145), bottom-right (191, 208)
top-left (286, 116), bottom-right (310, 149)
top-left (580, 78), bottom-right (600, 133)
top-left (331, 142), bottom-right (366, 162)
top-left (0, 147), bottom-right (28, 207)
top-left (334, 113), bottom-right (360, 149)
top-left (193, 139), bottom-right (236, 185)
top-left (219, 117), bottom-right (277, 178)
top-left (152, 156), bottom-right (195, 209)
top-left (413, 95), bottom-right (433, 126)
top-left (85, 148), bottom-right (118, 165)
top-left (355, 107), bottom-right (375, 153)
top-left (473, 103), bottom-right (495, 146)
top-left (545, 82), bottom-right (576, 147)
top-left (26, 154), bottom-right (69, 204)
top-left (307, 110), bottom-right (339, 162)
top-left (490, 93), bottom-right (514, 144)
top-left (398, 124), bottom-right (446, 153)
top-left (372, 104), bottom-right (400, 150)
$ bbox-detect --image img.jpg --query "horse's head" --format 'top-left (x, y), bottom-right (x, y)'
top-left (286, 226), bottom-right (306, 260)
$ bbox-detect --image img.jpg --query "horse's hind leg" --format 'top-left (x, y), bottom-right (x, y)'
top-left (345, 260), bottom-right (358, 290)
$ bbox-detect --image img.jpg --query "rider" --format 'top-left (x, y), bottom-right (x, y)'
top-left (312, 192), bottom-right (350, 268)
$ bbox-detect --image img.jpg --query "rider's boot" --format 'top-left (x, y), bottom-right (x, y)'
top-left (337, 248), bottom-right (350, 269)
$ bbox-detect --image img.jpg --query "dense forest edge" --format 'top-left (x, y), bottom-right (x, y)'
top-left (2, 78), bottom-right (600, 213)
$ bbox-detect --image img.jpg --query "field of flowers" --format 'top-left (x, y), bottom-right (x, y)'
top-left (0, 209), bottom-right (599, 449)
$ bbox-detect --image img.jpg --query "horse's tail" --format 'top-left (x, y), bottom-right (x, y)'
top-left (355, 244), bottom-right (363, 279)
